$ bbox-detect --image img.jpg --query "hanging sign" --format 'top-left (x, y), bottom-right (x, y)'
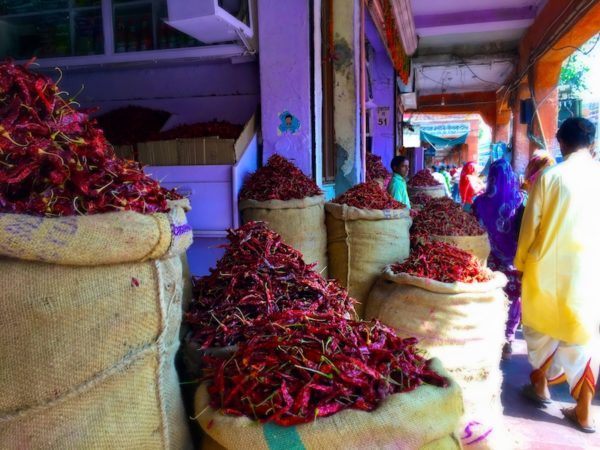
top-left (420, 122), bottom-right (470, 137)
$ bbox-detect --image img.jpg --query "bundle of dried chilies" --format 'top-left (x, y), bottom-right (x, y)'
top-left (412, 197), bottom-right (485, 236)
top-left (0, 60), bottom-right (180, 216)
top-left (239, 155), bottom-right (322, 202)
top-left (408, 170), bottom-right (442, 187)
top-left (332, 181), bottom-right (404, 210)
top-left (391, 240), bottom-right (492, 283)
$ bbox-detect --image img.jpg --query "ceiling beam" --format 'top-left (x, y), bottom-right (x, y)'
top-left (414, 6), bottom-right (537, 29)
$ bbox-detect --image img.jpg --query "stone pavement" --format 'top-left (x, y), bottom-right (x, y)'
top-left (500, 334), bottom-right (600, 449)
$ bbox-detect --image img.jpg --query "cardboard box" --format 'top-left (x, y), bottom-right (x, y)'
top-left (137, 113), bottom-right (257, 166)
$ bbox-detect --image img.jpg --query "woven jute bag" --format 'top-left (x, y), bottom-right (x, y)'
top-left (366, 269), bottom-right (509, 449)
top-left (0, 200), bottom-right (194, 450)
top-left (408, 184), bottom-right (447, 199)
top-left (240, 195), bottom-right (328, 276)
top-left (325, 203), bottom-right (411, 317)
top-left (195, 358), bottom-right (463, 450)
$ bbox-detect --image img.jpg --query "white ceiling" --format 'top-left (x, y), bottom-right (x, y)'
top-left (415, 58), bottom-right (515, 96)
top-left (410, 0), bottom-right (547, 95)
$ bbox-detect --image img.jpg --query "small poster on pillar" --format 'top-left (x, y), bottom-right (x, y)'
top-left (277, 111), bottom-right (301, 135)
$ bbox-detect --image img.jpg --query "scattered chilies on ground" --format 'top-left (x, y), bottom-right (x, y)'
top-left (391, 240), bottom-right (492, 284)
top-left (332, 181), bottom-right (405, 210)
top-left (411, 197), bottom-right (485, 236)
top-left (239, 154), bottom-right (322, 202)
top-left (0, 60), bottom-right (180, 216)
top-left (408, 169), bottom-right (442, 187)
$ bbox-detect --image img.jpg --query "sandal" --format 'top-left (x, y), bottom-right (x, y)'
top-left (561, 407), bottom-right (596, 434)
top-left (521, 384), bottom-right (552, 406)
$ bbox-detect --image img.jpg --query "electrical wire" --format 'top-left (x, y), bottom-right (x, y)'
top-left (552, 34), bottom-right (600, 55)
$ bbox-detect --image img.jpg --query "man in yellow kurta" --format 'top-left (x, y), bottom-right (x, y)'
top-left (515, 117), bottom-right (599, 433)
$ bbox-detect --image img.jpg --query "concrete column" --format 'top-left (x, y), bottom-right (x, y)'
top-left (258, 0), bottom-right (313, 175)
top-left (512, 82), bottom-right (531, 174)
top-left (332, 0), bottom-right (362, 195)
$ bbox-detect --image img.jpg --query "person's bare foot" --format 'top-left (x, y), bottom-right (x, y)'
top-left (532, 375), bottom-right (551, 400)
top-left (562, 406), bottom-right (596, 433)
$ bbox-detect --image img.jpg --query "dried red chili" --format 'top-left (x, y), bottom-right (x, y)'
top-left (239, 155), bottom-right (322, 202)
top-left (0, 60), bottom-right (181, 216)
top-left (186, 221), bottom-right (355, 349)
top-left (411, 197), bottom-right (485, 236)
top-left (408, 170), bottom-right (442, 187)
top-left (366, 153), bottom-right (390, 183)
top-left (203, 312), bottom-right (448, 425)
top-left (409, 192), bottom-right (432, 208)
top-left (332, 181), bottom-right (404, 210)
top-left (391, 240), bottom-right (492, 283)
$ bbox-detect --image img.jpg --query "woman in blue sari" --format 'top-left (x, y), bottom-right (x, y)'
top-left (473, 159), bottom-right (526, 359)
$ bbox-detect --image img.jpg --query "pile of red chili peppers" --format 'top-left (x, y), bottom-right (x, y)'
top-left (391, 240), bottom-right (492, 284)
top-left (239, 154), bottom-right (322, 201)
top-left (186, 221), bottom-right (355, 348)
top-left (409, 192), bottom-right (432, 208)
top-left (0, 60), bottom-right (180, 216)
top-left (333, 181), bottom-right (404, 210)
top-left (366, 153), bottom-right (390, 182)
top-left (411, 197), bottom-right (485, 236)
top-left (189, 222), bottom-right (448, 425)
top-left (204, 312), bottom-right (447, 425)
top-left (408, 169), bottom-right (442, 187)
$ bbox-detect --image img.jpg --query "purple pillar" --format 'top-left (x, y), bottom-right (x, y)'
top-left (365, 12), bottom-right (395, 174)
top-left (258, 0), bottom-right (312, 175)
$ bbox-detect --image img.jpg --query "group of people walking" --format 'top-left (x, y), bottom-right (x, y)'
top-left (387, 117), bottom-right (598, 433)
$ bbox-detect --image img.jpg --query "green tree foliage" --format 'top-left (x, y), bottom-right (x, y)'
top-left (559, 53), bottom-right (589, 94)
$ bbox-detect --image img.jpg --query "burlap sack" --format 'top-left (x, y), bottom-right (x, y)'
top-left (430, 233), bottom-right (491, 264)
top-left (366, 269), bottom-right (509, 450)
top-left (408, 185), bottom-right (447, 198)
top-left (240, 195), bottom-right (328, 275)
top-left (195, 358), bottom-right (463, 450)
top-left (325, 203), bottom-right (411, 317)
top-left (0, 202), bottom-right (194, 450)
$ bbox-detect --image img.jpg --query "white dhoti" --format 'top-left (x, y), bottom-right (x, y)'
top-left (523, 326), bottom-right (599, 399)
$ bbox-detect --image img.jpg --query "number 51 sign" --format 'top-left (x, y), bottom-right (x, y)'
top-left (376, 107), bottom-right (390, 127)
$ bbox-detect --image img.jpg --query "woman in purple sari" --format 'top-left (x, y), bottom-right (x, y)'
top-left (473, 159), bottom-right (526, 359)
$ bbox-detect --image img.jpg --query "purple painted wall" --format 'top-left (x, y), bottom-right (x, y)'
top-left (258, 0), bottom-right (312, 175)
top-left (55, 60), bottom-right (259, 127)
top-left (365, 11), bottom-right (395, 173)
